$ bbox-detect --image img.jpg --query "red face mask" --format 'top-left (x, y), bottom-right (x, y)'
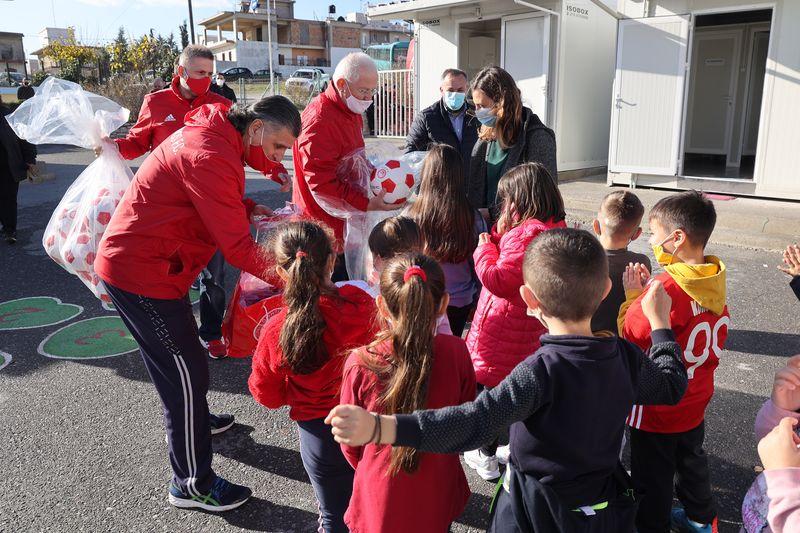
top-left (179, 68), bottom-right (211, 97)
top-left (245, 128), bottom-right (287, 183)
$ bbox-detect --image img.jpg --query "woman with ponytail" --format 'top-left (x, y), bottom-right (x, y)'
top-left (339, 253), bottom-right (476, 533)
top-left (248, 220), bottom-right (378, 533)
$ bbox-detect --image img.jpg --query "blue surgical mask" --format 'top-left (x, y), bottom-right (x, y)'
top-left (443, 91), bottom-right (466, 111)
top-left (475, 107), bottom-right (497, 127)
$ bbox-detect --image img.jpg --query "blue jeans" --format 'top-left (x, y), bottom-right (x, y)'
top-left (297, 417), bottom-right (354, 533)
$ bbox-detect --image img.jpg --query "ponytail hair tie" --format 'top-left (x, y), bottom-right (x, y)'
top-left (295, 250), bottom-right (308, 259)
top-left (403, 265), bottom-right (427, 283)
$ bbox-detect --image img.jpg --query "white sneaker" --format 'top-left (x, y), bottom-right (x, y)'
top-left (496, 445), bottom-right (511, 465)
top-left (464, 449), bottom-right (501, 480)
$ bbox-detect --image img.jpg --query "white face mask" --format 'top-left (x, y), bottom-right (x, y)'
top-left (216, 78), bottom-right (225, 87)
top-left (343, 81), bottom-right (373, 114)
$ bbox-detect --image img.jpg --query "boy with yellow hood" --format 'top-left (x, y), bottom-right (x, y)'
top-left (618, 190), bottom-right (729, 533)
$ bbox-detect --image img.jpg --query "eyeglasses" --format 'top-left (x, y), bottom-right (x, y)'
top-left (347, 81), bottom-right (377, 98)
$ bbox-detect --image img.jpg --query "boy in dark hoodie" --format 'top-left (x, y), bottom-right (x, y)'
top-left (327, 228), bottom-right (688, 532)
top-left (618, 190), bottom-right (729, 533)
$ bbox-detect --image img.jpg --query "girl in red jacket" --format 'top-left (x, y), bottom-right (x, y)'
top-left (339, 253), bottom-right (476, 533)
top-left (464, 162), bottom-right (566, 480)
top-left (248, 220), bottom-right (378, 533)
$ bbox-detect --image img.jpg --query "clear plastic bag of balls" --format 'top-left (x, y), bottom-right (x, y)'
top-left (237, 202), bottom-right (301, 306)
top-left (312, 142), bottom-right (426, 280)
top-left (6, 77), bottom-right (133, 303)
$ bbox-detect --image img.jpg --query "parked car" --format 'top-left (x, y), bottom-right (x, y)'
top-left (220, 67), bottom-right (253, 82)
top-left (254, 69), bottom-right (282, 81)
top-left (284, 68), bottom-right (330, 93)
top-left (0, 72), bottom-right (24, 87)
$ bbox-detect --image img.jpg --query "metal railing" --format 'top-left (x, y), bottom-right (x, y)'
top-left (374, 69), bottom-right (414, 138)
top-left (233, 78), bottom-right (322, 109)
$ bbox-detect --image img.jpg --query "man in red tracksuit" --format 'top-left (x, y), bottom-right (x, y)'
top-left (96, 97), bottom-right (302, 511)
top-left (106, 45), bottom-right (286, 360)
top-left (292, 51), bottom-right (396, 281)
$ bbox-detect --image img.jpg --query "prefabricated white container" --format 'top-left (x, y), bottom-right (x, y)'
top-left (369, 0), bottom-right (619, 176)
top-left (606, 0), bottom-right (800, 200)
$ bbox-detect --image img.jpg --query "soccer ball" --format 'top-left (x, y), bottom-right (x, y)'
top-left (84, 195), bottom-right (117, 234)
top-left (369, 159), bottom-right (418, 205)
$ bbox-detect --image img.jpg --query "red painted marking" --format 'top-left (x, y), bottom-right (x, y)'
top-left (74, 328), bottom-right (127, 346)
top-left (0, 307), bottom-right (45, 323)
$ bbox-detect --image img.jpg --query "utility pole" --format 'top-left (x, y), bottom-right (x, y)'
top-left (187, 0), bottom-right (196, 44)
top-left (267, 0), bottom-right (274, 94)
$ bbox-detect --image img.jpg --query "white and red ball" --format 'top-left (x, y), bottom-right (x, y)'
top-left (369, 159), bottom-right (418, 205)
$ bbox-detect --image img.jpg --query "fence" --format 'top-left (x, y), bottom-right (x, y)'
top-left (374, 69), bottom-right (415, 138)
top-left (233, 78), bottom-right (321, 110)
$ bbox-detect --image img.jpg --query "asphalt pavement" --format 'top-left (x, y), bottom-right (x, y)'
top-left (1, 145), bottom-right (799, 532)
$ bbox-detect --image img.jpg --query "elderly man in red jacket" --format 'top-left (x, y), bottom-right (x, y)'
top-left (292, 52), bottom-right (396, 281)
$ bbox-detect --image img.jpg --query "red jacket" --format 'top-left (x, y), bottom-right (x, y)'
top-left (249, 284), bottom-right (378, 421)
top-left (96, 104), bottom-right (268, 299)
top-left (466, 217), bottom-right (567, 387)
top-left (340, 334), bottom-right (476, 533)
top-left (292, 84), bottom-right (368, 247)
top-left (622, 269), bottom-right (730, 433)
top-left (115, 76), bottom-right (231, 160)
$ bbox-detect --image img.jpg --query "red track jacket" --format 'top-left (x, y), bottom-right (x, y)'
top-left (96, 104), bottom-right (269, 299)
top-left (115, 76), bottom-right (231, 160)
top-left (292, 84), bottom-right (369, 247)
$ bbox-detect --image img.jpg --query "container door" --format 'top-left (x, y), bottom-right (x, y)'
top-left (501, 13), bottom-right (550, 125)
top-left (609, 15), bottom-right (690, 175)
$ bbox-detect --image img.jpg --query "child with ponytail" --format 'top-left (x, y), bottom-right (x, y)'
top-left (339, 253), bottom-right (476, 533)
top-left (248, 220), bottom-right (378, 533)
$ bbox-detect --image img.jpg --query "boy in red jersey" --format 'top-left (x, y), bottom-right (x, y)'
top-left (618, 190), bottom-right (729, 533)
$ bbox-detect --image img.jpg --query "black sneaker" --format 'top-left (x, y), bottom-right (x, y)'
top-left (168, 476), bottom-right (252, 512)
top-left (210, 413), bottom-right (235, 435)
top-left (4, 230), bottom-right (16, 244)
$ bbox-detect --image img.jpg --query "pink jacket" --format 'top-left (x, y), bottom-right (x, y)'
top-left (465, 217), bottom-right (566, 387)
top-left (742, 400), bottom-right (800, 533)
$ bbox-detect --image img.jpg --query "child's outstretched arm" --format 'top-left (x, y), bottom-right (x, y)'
top-left (758, 417), bottom-right (800, 533)
top-left (327, 359), bottom-right (544, 452)
top-left (778, 244), bottom-right (800, 302)
top-left (617, 262), bottom-right (650, 335)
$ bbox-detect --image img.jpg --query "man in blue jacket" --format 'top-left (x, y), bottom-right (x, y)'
top-left (405, 68), bottom-right (479, 177)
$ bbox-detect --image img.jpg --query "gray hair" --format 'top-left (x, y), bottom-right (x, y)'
top-left (333, 52), bottom-right (377, 83)
top-left (179, 44), bottom-right (214, 66)
top-left (227, 95), bottom-right (302, 138)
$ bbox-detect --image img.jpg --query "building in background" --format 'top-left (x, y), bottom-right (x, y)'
top-left (370, 0), bottom-right (617, 177)
top-left (0, 32), bottom-right (27, 80)
top-left (198, 1), bottom-right (412, 76)
top-left (29, 27), bottom-right (101, 79)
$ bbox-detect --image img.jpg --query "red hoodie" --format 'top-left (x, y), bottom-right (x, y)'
top-left (95, 104), bottom-right (269, 299)
top-left (248, 283), bottom-right (379, 421)
top-left (292, 84), bottom-right (369, 248)
top-left (340, 334), bottom-right (476, 533)
top-left (115, 76), bottom-right (231, 160)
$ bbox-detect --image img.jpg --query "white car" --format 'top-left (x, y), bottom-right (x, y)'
top-left (284, 68), bottom-right (330, 93)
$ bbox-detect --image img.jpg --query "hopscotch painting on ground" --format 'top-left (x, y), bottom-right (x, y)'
top-left (0, 350), bottom-right (11, 371)
top-left (38, 316), bottom-right (138, 360)
top-left (0, 297), bottom-right (83, 331)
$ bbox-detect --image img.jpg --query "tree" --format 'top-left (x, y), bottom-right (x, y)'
top-left (107, 27), bottom-right (131, 75)
top-left (41, 27), bottom-right (98, 83)
top-left (179, 20), bottom-right (189, 50)
top-left (128, 34), bottom-right (159, 80)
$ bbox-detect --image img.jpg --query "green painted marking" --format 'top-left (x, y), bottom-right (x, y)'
top-left (0, 297), bottom-right (83, 330)
top-left (38, 317), bottom-right (138, 360)
top-left (0, 350), bottom-right (11, 371)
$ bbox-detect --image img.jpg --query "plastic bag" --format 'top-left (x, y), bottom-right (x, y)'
top-left (221, 203), bottom-right (300, 357)
top-left (311, 142), bottom-right (425, 281)
top-left (6, 77), bottom-right (132, 302)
